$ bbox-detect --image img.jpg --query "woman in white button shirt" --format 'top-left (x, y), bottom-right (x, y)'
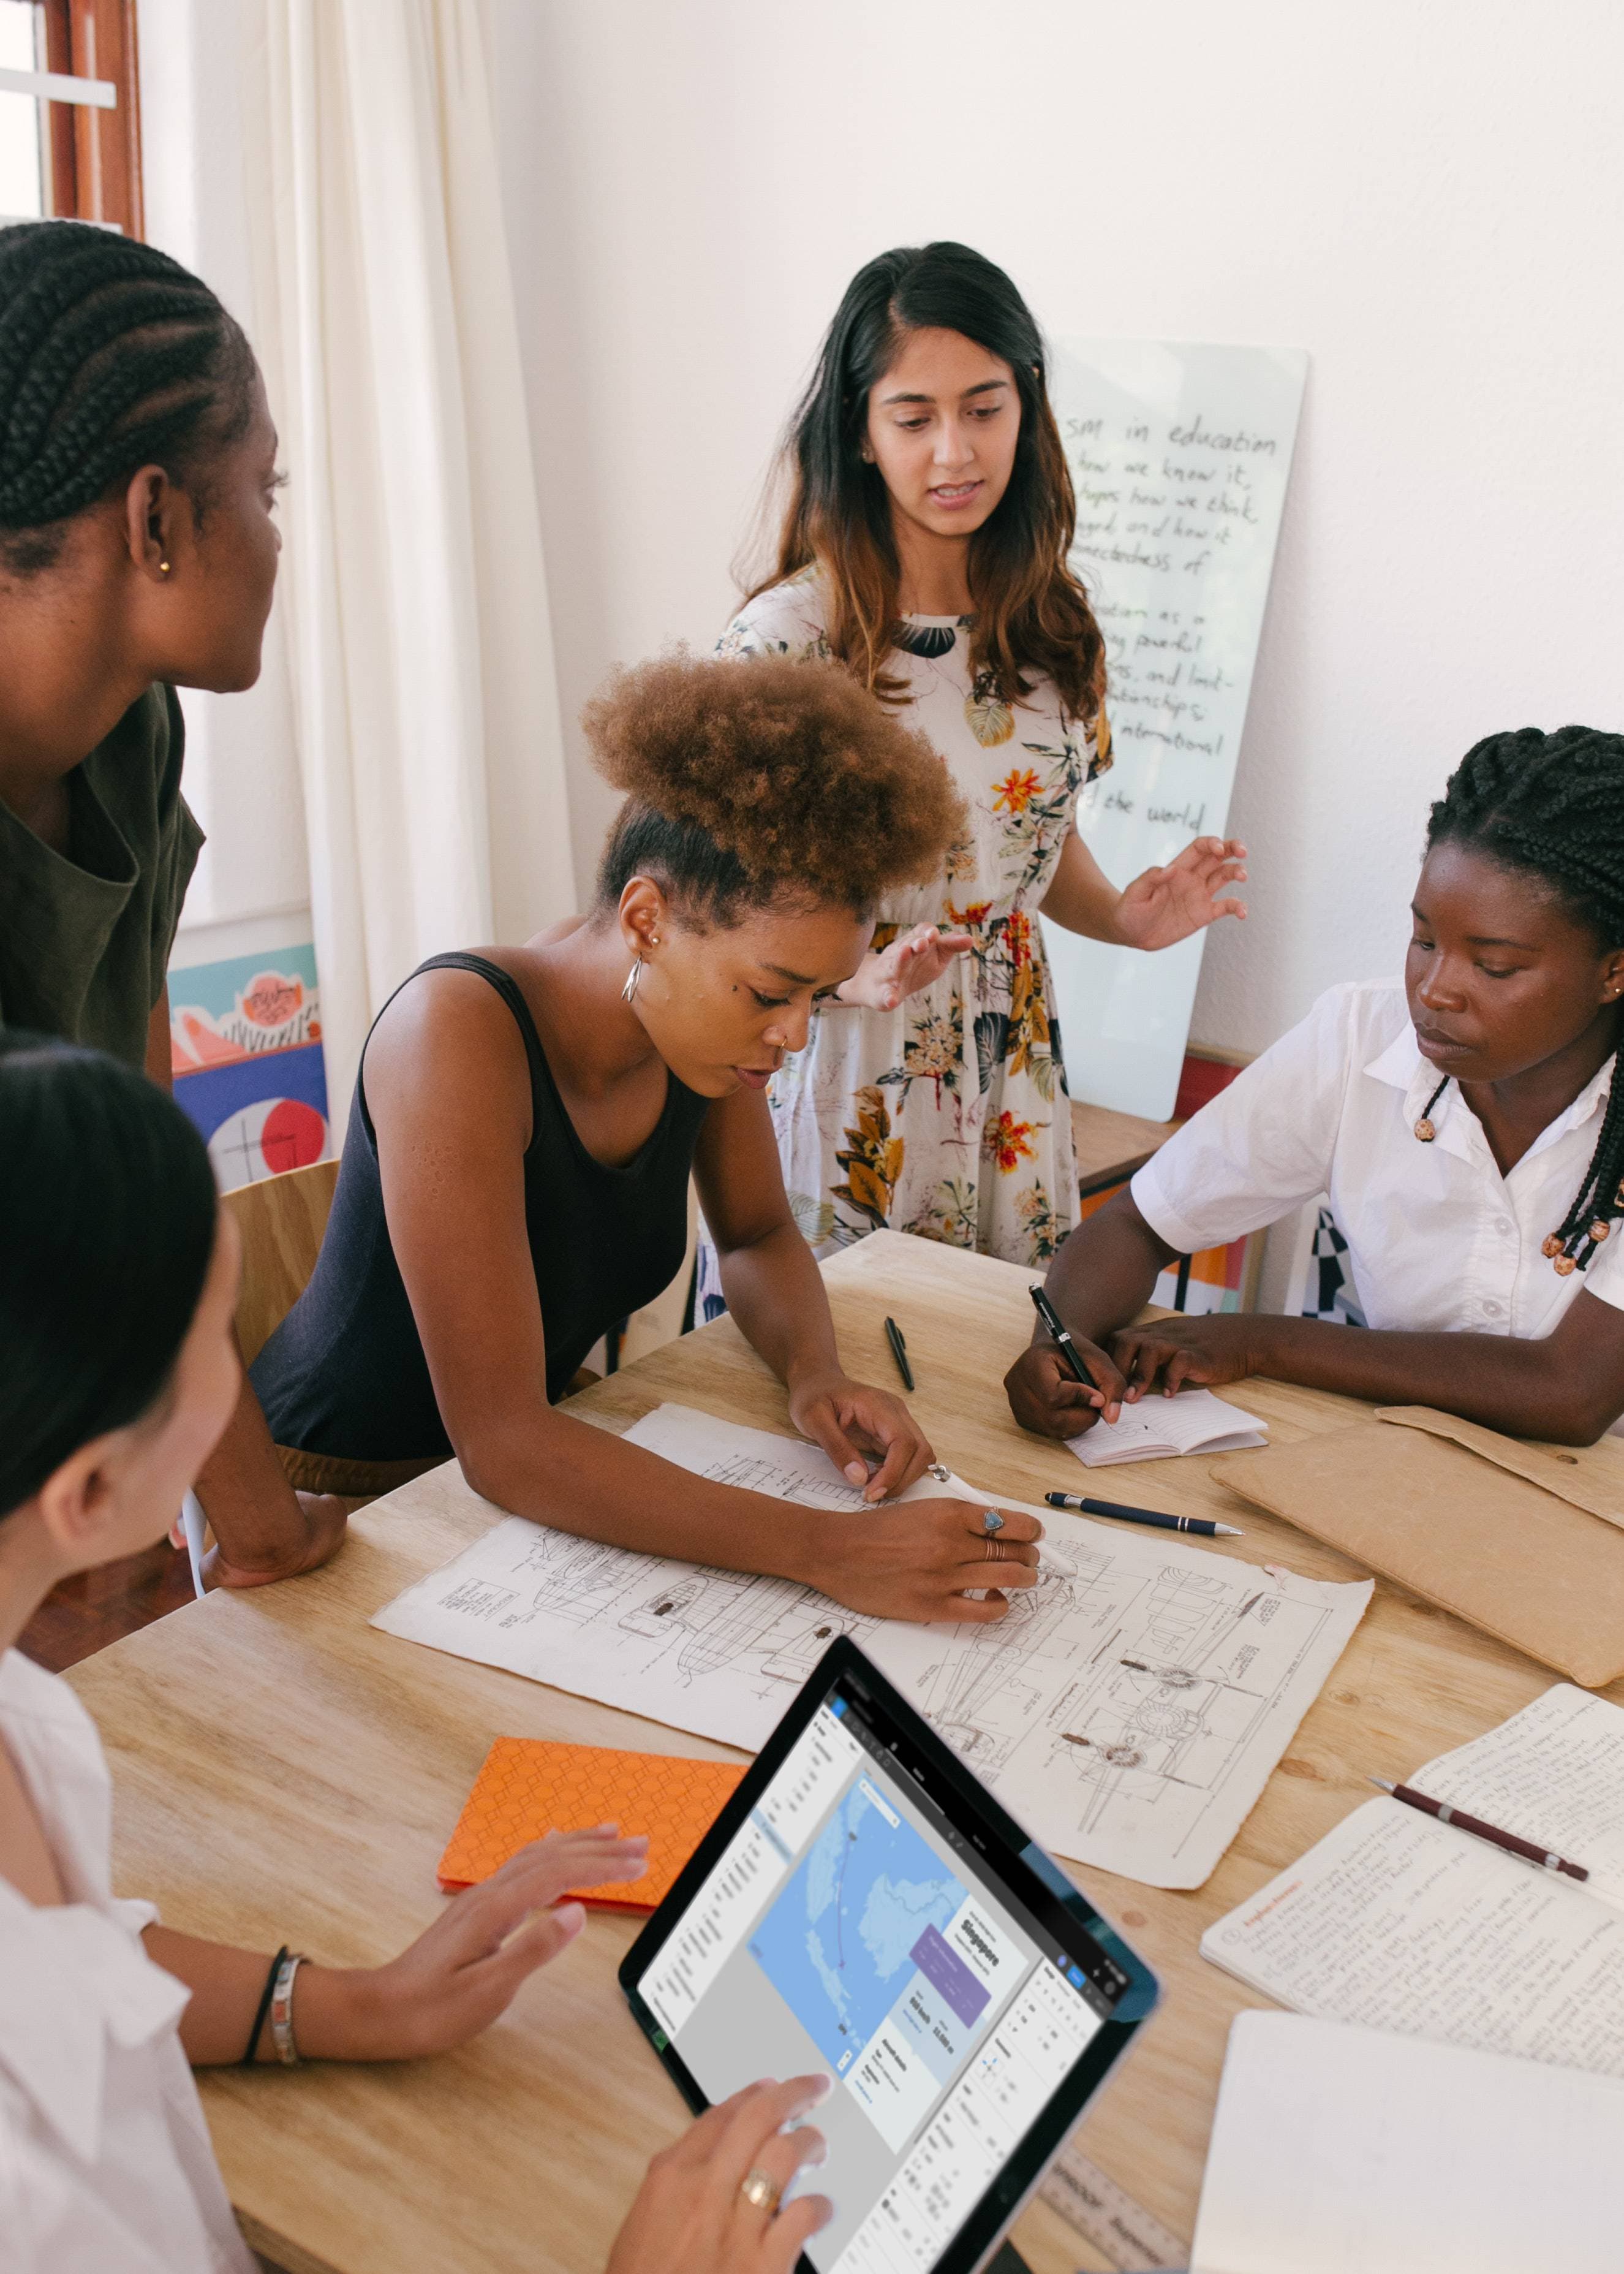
top-left (1006, 727), bottom-right (1624, 1446)
top-left (0, 1035), bottom-right (831, 2274)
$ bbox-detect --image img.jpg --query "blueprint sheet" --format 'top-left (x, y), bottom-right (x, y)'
top-left (371, 1403), bottom-right (1370, 1888)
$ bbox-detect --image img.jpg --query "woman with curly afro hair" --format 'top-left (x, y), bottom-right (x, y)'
top-left (252, 651), bottom-right (1049, 1622)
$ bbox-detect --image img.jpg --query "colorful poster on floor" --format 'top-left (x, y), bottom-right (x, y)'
top-left (168, 943), bottom-right (331, 1188)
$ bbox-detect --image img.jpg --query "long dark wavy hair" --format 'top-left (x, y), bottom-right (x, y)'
top-left (752, 241), bottom-right (1105, 725)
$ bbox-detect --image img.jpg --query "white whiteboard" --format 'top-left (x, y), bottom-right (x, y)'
top-left (1043, 339), bottom-right (1307, 1120)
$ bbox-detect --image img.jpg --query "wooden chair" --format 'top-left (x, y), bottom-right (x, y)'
top-left (178, 1158), bottom-right (339, 1591)
top-left (221, 1156), bottom-right (339, 1365)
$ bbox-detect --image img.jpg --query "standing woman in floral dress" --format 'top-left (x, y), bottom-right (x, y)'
top-left (711, 241), bottom-right (1248, 1278)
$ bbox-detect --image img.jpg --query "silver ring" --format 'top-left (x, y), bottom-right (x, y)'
top-left (981, 1509), bottom-right (1004, 1535)
top-left (739, 2166), bottom-right (782, 2214)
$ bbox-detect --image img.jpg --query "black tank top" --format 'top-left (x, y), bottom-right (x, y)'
top-left (251, 952), bottom-right (712, 1461)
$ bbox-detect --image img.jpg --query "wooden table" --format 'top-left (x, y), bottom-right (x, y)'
top-left (67, 1232), bottom-right (1620, 2274)
top-left (1069, 1100), bottom-right (1181, 1201)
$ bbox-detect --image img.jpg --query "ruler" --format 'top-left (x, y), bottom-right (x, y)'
top-left (1037, 2141), bottom-right (1188, 2272)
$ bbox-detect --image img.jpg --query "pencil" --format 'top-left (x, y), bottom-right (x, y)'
top-left (883, 1315), bottom-right (915, 1392)
top-left (1367, 1777), bottom-right (1590, 1882)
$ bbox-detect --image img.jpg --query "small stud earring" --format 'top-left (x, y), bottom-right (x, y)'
top-left (159, 559), bottom-right (172, 575)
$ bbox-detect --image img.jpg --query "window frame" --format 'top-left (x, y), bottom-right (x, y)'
top-left (40, 0), bottom-right (142, 237)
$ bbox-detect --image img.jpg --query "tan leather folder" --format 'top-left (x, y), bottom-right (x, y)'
top-left (1211, 1406), bottom-right (1624, 1687)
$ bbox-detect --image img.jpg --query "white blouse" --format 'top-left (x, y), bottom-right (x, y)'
top-left (0, 1647), bottom-right (255, 2274)
top-left (1132, 978), bottom-right (1624, 1344)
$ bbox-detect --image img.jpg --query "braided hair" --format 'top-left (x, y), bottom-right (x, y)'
top-left (0, 219), bottom-right (256, 576)
top-left (1426, 726), bottom-right (1624, 1275)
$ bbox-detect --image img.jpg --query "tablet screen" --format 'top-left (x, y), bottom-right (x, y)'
top-left (633, 1665), bottom-right (1144, 2272)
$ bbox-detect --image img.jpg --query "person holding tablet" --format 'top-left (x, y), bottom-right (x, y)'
top-left (253, 653), bottom-right (1044, 1623)
top-left (0, 1032), bottom-right (833, 2272)
top-left (1006, 727), bottom-right (1624, 1447)
top-left (714, 240), bottom-right (1247, 1278)
top-left (621, 1635), bottom-right (1157, 2274)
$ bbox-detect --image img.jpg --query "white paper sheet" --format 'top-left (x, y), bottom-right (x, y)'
top-left (1414, 1685), bottom-right (1624, 1909)
top-left (1201, 1799), bottom-right (1624, 2076)
top-left (1043, 338), bottom-right (1307, 1119)
top-left (1192, 2014), bottom-right (1624, 2274)
top-left (1067, 1386), bottom-right (1267, 1468)
top-left (370, 1404), bottom-right (1370, 1889)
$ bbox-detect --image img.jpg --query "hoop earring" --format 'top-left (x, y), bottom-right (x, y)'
top-left (621, 956), bottom-right (643, 1005)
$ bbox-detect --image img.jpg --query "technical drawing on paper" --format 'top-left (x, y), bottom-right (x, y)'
top-left (883, 1554), bottom-right (1345, 1879)
top-left (371, 1403), bottom-right (1370, 1889)
top-left (439, 1514), bottom-right (872, 1700)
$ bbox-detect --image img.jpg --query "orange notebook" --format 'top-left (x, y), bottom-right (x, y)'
top-left (437, 1736), bottom-right (746, 1908)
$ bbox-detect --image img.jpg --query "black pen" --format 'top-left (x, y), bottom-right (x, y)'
top-left (1028, 1283), bottom-right (1092, 1386)
top-left (883, 1315), bottom-right (915, 1392)
top-left (1044, 1491), bottom-right (1244, 1539)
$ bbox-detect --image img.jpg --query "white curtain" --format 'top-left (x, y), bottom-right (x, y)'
top-left (242, 0), bottom-right (574, 1114)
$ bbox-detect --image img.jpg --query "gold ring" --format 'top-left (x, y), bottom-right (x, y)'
top-left (739, 2166), bottom-right (782, 2214)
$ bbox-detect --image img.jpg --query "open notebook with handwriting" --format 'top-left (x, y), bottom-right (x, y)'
top-left (1201, 1684), bottom-right (1624, 2077)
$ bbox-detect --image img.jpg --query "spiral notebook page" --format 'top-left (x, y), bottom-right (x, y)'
top-left (1068, 1386), bottom-right (1267, 1468)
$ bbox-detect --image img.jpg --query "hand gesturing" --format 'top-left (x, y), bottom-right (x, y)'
top-left (1115, 837), bottom-right (1247, 952)
top-left (836, 923), bottom-right (973, 1011)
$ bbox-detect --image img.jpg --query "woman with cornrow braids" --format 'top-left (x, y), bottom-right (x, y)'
top-left (1007, 726), bottom-right (1624, 1449)
top-left (0, 220), bottom-right (344, 1588)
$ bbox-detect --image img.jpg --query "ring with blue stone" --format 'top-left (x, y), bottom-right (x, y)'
top-left (981, 1508), bottom-right (1005, 1535)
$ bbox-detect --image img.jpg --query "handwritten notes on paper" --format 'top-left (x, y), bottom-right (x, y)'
top-left (1201, 1688), bottom-right (1624, 2077)
top-left (1043, 341), bottom-right (1307, 1118)
top-left (1202, 1798), bottom-right (1624, 2080)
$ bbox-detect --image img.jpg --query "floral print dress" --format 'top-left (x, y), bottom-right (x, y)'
top-left (716, 570), bottom-right (1111, 1270)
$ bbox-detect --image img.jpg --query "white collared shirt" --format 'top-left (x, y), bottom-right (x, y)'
top-left (0, 1648), bottom-right (255, 2274)
top-left (1132, 979), bottom-right (1624, 1355)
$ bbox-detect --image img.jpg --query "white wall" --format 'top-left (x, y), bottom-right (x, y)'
top-left (486, 0), bottom-right (1623, 1058)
